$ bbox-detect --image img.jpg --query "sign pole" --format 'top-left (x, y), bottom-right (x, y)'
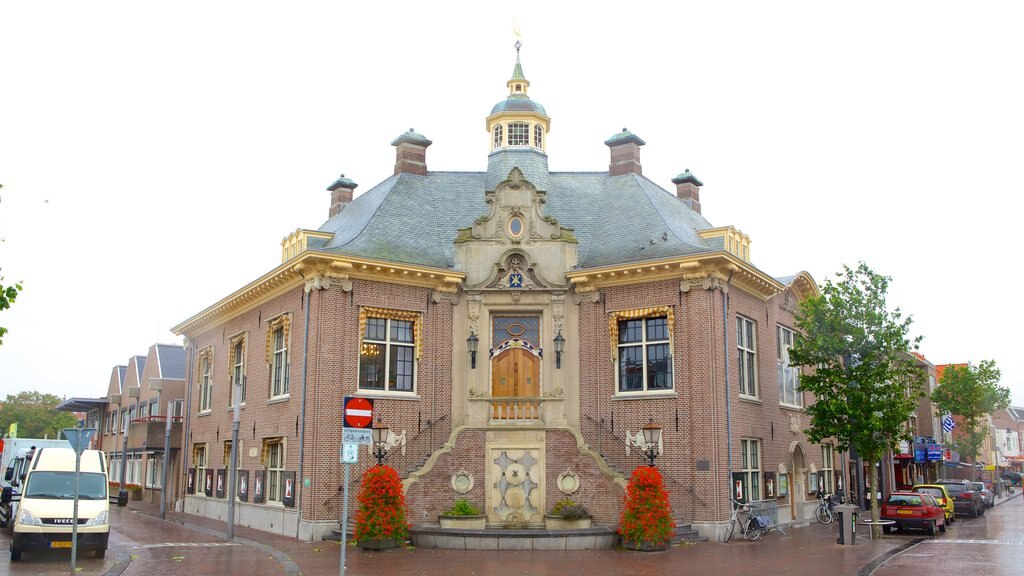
top-left (70, 429), bottom-right (81, 576)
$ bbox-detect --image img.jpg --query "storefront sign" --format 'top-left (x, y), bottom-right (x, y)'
top-left (927, 444), bottom-right (942, 461)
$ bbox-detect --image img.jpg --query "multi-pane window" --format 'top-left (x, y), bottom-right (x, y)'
top-left (777, 325), bottom-right (802, 407)
top-left (493, 124), bottom-right (503, 148)
top-left (195, 444), bottom-right (208, 495)
top-left (359, 318), bottom-right (415, 392)
top-left (139, 402), bottom-right (149, 419)
top-left (109, 455), bottom-right (121, 484)
top-left (533, 125), bottom-right (543, 148)
top-left (266, 439), bottom-right (284, 503)
top-left (146, 454), bottom-right (162, 488)
top-left (508, 122), bottom-right (529, 146)
top-left (271, 327), bottom-right (289, 397)
top-left (737, 316), bottom-right (758, 398)
top-left (821, 444), bottom-right (835, 494)
top-left (617, 316), bottom-right (671, 393)
top-left (126, 453), bottom-right (142, 485)
top-left (199, 352), bottom-right (213, 412)
top-left (121, 409), bottom-right (128, 433)
top-left (229, 337), bottom-right (246, 406)
top-left (741, 439), bottom-right (761, 501)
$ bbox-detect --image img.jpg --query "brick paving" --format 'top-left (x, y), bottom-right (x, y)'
top-left (114, 492), bottom-right (1022, 576)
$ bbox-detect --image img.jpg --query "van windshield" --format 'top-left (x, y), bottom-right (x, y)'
top-left (24, 472), bottom-right (107, 500)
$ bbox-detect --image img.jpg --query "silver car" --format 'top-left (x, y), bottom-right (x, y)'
top-left (971, 482), bottom-right (995, 508)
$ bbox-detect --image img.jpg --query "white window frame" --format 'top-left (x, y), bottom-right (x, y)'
top-left (266, 438), bottom-right (285, 503)
top-left (195, 444), bottom-right (208, 496)
top-left (229, 336), bottom-right (246, 407)
top-left (616, 315), bottom-right (672, 394)
top-left (358, 317), bottom-right (416, 394)
top-left (821, 444), bottom-right (835, 494)
top-left (737, 315), bottom-right (758, 398)
top-left (127, 453), bottom-right (142, 485)
top-left (493, 124), bottom-right (503, 148)
top-left (271, 326), bottom-right (289, 398)
top-left (777, 325), bottom-right (803, 407)
top-left (533, 124), bottom-right (543, 148)
top-left (199, 351), bottom-right (213, 413)
top-left (508, 121), bottom-right (529, 146)
top-left (146, 453), bottom-right (162, 489)
top-left (741, 438), bottom-right (762, 500)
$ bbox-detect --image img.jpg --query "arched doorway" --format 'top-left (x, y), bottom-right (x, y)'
top-left (490, 316), bottom-right (542, 421)
top-left (791, 444), bottom-right (806, 522)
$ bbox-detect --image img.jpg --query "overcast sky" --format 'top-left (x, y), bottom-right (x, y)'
top-left (2, 2), bottom-right (1022, 408)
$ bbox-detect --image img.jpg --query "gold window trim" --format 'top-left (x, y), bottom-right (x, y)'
top-left (228, 333), bottom-right (246, 382)
top-left (261, 437), bottom-right (284, 468)
top-left (358, 307), bottom-right (422, 359)
top-left (193, 443), bottom-right (206, 467)
top-left (608, 306), bottom-right (675, 362)
top-left (265, 314), bottom-right (291, 364)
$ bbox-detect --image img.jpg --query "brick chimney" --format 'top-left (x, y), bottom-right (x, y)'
top-left (327, 173), bottom-right (358, 218)
top-left (391, 128), bottom-right (432, 176)
top-left (672, 169), bottom-right (704, 214)
top-left (604, 128), bottom-right (646, 176)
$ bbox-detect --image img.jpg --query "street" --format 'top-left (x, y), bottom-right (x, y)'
top-left (1, 492), bottom-right (1021, 576)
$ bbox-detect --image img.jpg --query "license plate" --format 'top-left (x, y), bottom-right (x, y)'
top-left (897, 510), bottom-right (914, 515)
top-left (50, 541), bottom-right (72, 549)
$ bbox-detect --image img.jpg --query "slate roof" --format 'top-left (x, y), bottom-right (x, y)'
top-left (317, 169), bottom-right (715, 270)
top-left (155, 344), bottom-right (186, 380)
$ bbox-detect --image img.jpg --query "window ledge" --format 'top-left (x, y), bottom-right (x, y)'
top-left (610, 392), bottom-right (678, 401)
top-left (267, 395), bottom-right (290, 406)
top-left (779, 403), bottom-right (805, 412)
top-left (739, 396), bottom-right (763, 405)
top-left (355, 391), bottom-right (422, 402)
top-left (197, 410), bottom-right (212, 417)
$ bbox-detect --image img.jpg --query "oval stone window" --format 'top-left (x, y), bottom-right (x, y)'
top-left (509, 216), bottom-right (524, 237)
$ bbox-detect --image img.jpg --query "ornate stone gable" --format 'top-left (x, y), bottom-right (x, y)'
top-left (454, 168), bottom-right (577, 290)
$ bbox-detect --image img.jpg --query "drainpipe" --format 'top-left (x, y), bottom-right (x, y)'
top-left (182, 339), bottom-right (195, 509)
top-left (723, 269), bottom-right (735, 503)
top-left (297, 287), bottom-right (312, 514)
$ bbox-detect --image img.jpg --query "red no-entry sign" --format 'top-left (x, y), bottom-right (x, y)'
top-left (343, 396), bottom-right (374, 428)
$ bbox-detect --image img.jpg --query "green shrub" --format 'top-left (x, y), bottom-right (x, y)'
top-left (443, 498), bottom-right (482, 516)
top-left (551, 497), bottom-right (589, 519)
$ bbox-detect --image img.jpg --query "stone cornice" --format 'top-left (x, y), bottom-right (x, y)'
top-left (567, 252), bottom-right (785, 300)
top-left (172, 252), bottom-right (464, 336)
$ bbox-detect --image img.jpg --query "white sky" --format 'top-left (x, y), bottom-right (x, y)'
top-left (2, 2), bottom-right (1022, 407)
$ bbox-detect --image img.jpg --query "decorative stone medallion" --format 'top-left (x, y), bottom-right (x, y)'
top-left (451, 469), bottom-right (474, 494)
top-left (557, 471), bottom-right (580, 495)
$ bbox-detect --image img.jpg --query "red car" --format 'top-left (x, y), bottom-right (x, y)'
top-left (881, 491), bottom-right (946, 536)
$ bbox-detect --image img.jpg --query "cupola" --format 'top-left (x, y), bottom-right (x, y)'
top-left (485, 42), bottom-right (551, 154)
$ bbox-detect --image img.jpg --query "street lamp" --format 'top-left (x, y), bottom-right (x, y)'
top-left (553, 332), bottom-right (565, 369)
top-left (641, 422), bottom-right (662, 467)
top-left (467, 332), bottom-right (479, 369)
top-left (372, 419), bottom-right (390, 466)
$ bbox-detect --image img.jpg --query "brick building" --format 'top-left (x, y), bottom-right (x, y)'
top-left (170, 46), bottom-right (832, 542)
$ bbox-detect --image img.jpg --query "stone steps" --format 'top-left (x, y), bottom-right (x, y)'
top-left (672, 519), bottom-right (709, 544)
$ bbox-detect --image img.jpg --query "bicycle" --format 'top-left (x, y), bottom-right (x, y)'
top-left (726, 499), bottom-right (785, 542)
top-left (815, 490), bottom-right (837, 524)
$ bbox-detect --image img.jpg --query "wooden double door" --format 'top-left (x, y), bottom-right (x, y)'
top-left (491, 348), bottom-right (540, 420)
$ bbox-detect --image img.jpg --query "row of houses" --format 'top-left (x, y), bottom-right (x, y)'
top-left (57, 48), bottom-right (1021, 542)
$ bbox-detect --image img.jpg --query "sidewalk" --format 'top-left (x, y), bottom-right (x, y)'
top-left (119, 491), bottom-right (1023, 576)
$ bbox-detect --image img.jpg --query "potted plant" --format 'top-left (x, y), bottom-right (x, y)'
top-left (125, 483), bottom-right (143, 501)
top-left (438, 497), bottom-right (486, 529)
top-left (354, 465), bottom-right (410, 550)
top-left (545, 497), bottom-right (593, 529)
top-left (618, 467), bottom-right (674, 551)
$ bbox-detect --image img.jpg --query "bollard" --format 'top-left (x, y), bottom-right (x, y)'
top-left (117, 489), bottom-right (129, 507)
top-left (835, 504), bottom-right (858, 545)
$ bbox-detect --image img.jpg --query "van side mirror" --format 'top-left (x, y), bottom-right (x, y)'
top-left (4, 467), bottom-right (12, 482)
top-left (1, 486), bottom-right (11, 504)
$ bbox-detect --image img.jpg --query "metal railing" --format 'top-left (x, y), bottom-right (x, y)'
top-left (385, 414), bottom-right (451, 478)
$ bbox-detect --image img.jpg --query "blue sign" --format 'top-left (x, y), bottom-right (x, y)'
top-left (926, 444), bottom-right (942, 461)
top-left (914, 445), bottom-right (927, 463)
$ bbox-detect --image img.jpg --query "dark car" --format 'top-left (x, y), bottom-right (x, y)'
top-left (936, 479), bottom-right (985, 518)
top-left (881, 491), bottom-right (946, 536)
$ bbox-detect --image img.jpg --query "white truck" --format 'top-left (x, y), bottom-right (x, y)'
top-left (4, 447), bottom-right (109, 560)
top-left (1, 438), bottom-right (71, 529)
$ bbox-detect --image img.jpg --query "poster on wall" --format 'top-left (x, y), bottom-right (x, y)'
top-left (731, 472), bottom-right (746, 502)
top-left (186, 469), bottom-right (195, 494)
top-left (238, 470), bottom-right (249, 502)
top-left (205, 469), bottom-right (214, 497)
top-left (253, 469), bottom-right (266, 503)
top-left (778, 473), bottom-right (789, 497)
top-left (216, 468), bottom-right (226, 498)
top-left (808, 471), bottom-right (819, 494)
top-left (283, 471), bottom-right (296, 508)
top-left (764, 471), bottom-right (777, 498)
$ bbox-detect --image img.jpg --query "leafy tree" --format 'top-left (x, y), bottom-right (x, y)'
top-left (0, 276), bottom-right (21, 346)
top-left (0, 391), bottom-right (77, 439)
top-left (788, 262), bottom-right (924, 538)
top-left (931, 360), bottom-right (1008, 476)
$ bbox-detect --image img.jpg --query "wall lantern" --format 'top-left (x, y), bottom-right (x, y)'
top-left (467, 332), bottom-right (479, 369)
top-left (553, 332), bottom-right (565, 369)
top-left (641, 421), bottom-right (663, 467)
top-left (371, 418), bottom-right (390, 466)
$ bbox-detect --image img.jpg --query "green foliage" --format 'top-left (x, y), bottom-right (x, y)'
top-left (353, 465), bottom-right (409, 543)
top-left (443, 497), bottom-right (481, 516)
top-left (931, 360), bottom-right (1008, 466)
top-left (0, 391), bottom-right (77, 438)
top-left (551, 497), bottom-right (589, 520)
top-left (0, 276), bottom-right (22, 346)
top-left (788, 263), bottom-right (924, 534)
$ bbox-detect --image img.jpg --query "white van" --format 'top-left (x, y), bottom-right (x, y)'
top-left (5, 447), bottom-right (109, 561)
